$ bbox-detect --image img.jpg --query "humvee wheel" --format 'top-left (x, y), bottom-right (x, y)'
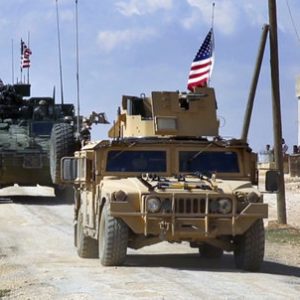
top-left (50, 123), bottom-right (77, 185)
top-left (99, 203), bottom-right (128, 266)
top-left (76, 207), bottom-right (98, 258)
top-left (199, 243), bottom-right (223, 258)
top-left (234, 219), bottom-right (265, 271)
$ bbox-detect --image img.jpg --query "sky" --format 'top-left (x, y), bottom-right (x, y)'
top-left (1, 0), bottom-right (300, 153)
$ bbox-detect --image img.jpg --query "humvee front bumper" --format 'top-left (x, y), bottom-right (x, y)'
top-left (110, 195), bottom-right (268, 241)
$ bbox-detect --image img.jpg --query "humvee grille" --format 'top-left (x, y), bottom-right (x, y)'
top-left (175, 197), bottom-right (206, 214)
top-left (154, 195), bottom-right (233, 215)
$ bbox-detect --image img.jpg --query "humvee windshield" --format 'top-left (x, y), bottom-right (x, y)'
top-left (106, 150), bottom-right (166, 172)
top-left (179, 151), bottom-right (239, 173)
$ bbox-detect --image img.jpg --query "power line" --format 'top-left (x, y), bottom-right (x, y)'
top-left (285, 0), bottom-right (300, 44)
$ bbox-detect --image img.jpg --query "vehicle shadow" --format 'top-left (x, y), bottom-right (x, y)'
top-left (11, 195), bottom-right (74, 206)
top-left (125, 253), bottom-right (300, 277)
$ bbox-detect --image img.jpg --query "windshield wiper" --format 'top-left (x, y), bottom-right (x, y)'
top-left (110, 142), bottom-right (136, 160)
top-left (187, 142), bottom-right (214, 163)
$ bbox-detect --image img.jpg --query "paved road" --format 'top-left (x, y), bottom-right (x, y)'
top-left (1, 197), bottom-right (300, 299)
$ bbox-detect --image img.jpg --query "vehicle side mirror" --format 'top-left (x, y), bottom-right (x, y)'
top-left (265, 170), bottom-right (279, 192)
top-left (61, 157), bottom-right (77, 182)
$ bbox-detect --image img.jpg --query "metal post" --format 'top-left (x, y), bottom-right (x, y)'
top-left (268, 0), bottom-right (287, 224)
top-left (56, 0), bottom-right (64, 104)
top-left (241, 24), bottom-right (269, 141)
top-left (75, 0), bottom-right (81, 136)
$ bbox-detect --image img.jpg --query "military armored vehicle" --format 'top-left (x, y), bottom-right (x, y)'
top-left (0, 82), bottom-right (79, 197)
top-left (62, 87), bottom-right (276, 271)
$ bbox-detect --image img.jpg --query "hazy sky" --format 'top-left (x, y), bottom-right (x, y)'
top-left (0, 0), bottom-right (300, 152)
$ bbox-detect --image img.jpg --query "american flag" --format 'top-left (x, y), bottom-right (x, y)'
top-left (21, 39), bottom-right (32, 69)
top-left (187, 28), bottom-right (214, 91)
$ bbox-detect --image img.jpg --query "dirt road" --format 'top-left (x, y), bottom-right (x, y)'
top-left (1, 195), bottom-right (300, 300)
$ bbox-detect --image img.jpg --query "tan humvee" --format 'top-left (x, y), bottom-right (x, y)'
top-left (62, 87), bottom-right (276, 271)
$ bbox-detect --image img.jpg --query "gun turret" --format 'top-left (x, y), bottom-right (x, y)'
top-left (108, 87), bottom-right (219, 139)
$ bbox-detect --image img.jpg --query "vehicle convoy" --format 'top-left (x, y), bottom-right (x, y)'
top-left (62, 87), bottom-right (275, 271)
top-left (0, 82), bottom-right (107, 197)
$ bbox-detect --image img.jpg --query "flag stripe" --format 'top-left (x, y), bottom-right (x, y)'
top-left (190, 63), bottom-right (212, 72)
top-left (188, 73), bottom-right (209, 84)
top-left (191, 58), bottom-right (212, 68)
top-left (189, 65), bottom-right (211, 76)
top-left (188, 71), bottom-right (210, 80)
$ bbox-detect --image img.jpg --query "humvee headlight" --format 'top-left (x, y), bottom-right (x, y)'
top-left (246, 192), bottom-right (260, 203)
top-left (146, 196), bottom-right (161, 213)
top-left (217, 198), bottom-right (232, 214)
top-left (113, 190), bottom-right (127, 202)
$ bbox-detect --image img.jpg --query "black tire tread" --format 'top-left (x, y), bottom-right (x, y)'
top-left (99, 205), bottom-right (128, 266)
top-left (234, 219), bottom-right (265, 271)
top-left (77, 207), bottom-right (98, 258)
top-left (50, 123), bottom-right (76, 184)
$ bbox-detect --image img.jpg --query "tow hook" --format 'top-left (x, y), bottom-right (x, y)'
top-left (159, 221), bottom-right (170, 240)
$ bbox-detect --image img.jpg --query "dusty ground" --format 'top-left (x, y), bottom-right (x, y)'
top-left (0, 182), bottom-right (300, 299)
top-left (261, 175), bottom-right (300, 229)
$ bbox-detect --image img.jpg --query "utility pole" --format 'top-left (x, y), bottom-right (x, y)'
top-left (241, 24), bottom-right (269, 141)
top-left (268, 0), bottom-right (287, 224)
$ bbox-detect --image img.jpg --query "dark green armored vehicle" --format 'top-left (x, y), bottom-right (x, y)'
top-left (0, 82), bottom-right (78, 197)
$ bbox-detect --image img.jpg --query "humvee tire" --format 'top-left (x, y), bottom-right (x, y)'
top-left (234, 219), bottom-right (265, 271)
top-left (50, 123), bottom-right (76, 184)
top-left (99, 203), bottom-right (128, 266)
top-left (199, 243), bottom-right (223, 259)
top-left (76, 207), bottom-right (98, 258)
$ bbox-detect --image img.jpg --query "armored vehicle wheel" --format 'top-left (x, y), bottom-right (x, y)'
top-left (199, 243), bottom-right (223, 258)
top-left (99, 203), bottom-right (128, 266)
top-left (50, 123), bottom-right (77, 185)
top-left (76, 207), bottom-right (98, 258)
top-left (234, 219), bottom-right (265, 271)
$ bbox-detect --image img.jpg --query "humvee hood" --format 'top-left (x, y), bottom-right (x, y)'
top-left (102, 177), bottom-right (257, 196)
top-left (216, 180), bottom-right (259, 194)
top-left (101, 177), bottom-right (150, 194)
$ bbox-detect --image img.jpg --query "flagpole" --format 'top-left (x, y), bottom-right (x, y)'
top-left (56, 0), bottom-right (64, 104)
top-left (27, 31), bottom-right (30, 84)
top-left (211, 2), bottom-right (215, 30)
top-left (209, 2), bottom-right (215, 87)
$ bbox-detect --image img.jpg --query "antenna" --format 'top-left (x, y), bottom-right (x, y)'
top-left (27, 31), bottom-right (30, 84)
top-left (211, 2), bottom-right (215, 30)
top-left (75, 0), bottom-right (81, 136)
top-left (55, 0), bottom-right (64, 104)
top-left (20, 39), bottom-right (23, 83)
top-left (11, 39), bottom-right (14, 84)
top-left (53, 86), bottom-right (56, 101)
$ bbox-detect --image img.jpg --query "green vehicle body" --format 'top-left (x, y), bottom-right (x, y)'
top-left (0, 83), bottom-right (76, 195)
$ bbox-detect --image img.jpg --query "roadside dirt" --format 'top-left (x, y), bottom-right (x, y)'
top-left (0, 184), bottom-right (300, 299)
